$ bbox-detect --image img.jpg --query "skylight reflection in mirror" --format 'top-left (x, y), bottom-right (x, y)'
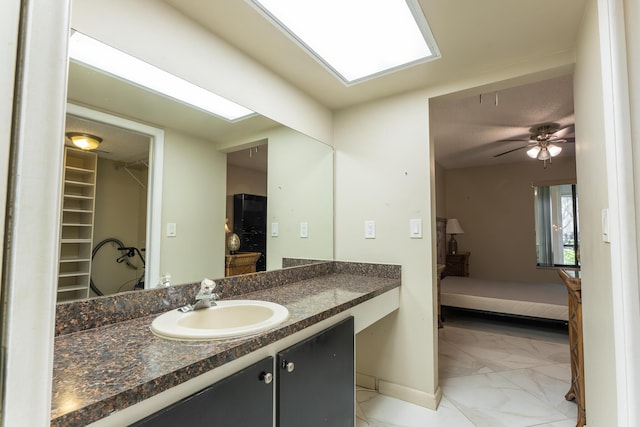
top-left (68, 31), bottom-right (255, 121)
top-left (249, 0), bottom-right (440, 84)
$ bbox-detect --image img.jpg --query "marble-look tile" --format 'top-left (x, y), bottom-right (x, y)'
top-left (441, 372), bottom-right (567, 427)
top-left (439, 339), bottom-right (494, 379)
top-left (357, 391), bottom-right (475, 427)
top-left (498, 363), bottom-right (577, 420)
top-left (441, 326), bottom-right (568, 372)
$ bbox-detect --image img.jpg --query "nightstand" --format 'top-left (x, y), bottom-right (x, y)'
top-left (445, 252), bottom-right (470, 277)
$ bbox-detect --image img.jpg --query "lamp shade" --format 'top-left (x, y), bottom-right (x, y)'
top-left (526, 146), bottom-right (541, 159)
top-left (446, 218), bottom-right (464, 234)
top-left (537, 147), bottom-right (551, 161)
top-left (548, 144), bottom-right (562, 157)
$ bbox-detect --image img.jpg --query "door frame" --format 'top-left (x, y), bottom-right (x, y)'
top-left (66, 103), bottom-right (164, 290)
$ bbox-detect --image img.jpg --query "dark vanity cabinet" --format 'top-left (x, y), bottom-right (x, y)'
top-left (131, 357), bottom-right (274, 427)
top-left (277, 317), bottom-right (355, 427)
top-left (131, 317), bottom-right (354, 427)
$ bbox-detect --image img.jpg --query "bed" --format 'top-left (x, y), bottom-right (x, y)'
top-left (436, 217), bottom-right (568, 322)
top-left (440, 276), bottom-right (568, 321)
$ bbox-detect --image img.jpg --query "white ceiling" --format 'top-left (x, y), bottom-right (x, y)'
top-left (432, 74), bottom-right (575, 169)
top-left (66, 0), bottom-right (587, 169)
top-left (159, 0), bottom-right (586, 169)
top-left (162, 0), bottom-right (586, 109)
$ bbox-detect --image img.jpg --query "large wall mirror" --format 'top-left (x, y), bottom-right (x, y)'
top-left (58, 44), bottom-right (334, 302)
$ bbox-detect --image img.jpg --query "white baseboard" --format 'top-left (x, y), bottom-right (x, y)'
top-left (355, 372), bottom-right (442, 410)
top-left (355, 372), bottom-right (377, 390)
top-left (379, 380), bottom-right (441, 410)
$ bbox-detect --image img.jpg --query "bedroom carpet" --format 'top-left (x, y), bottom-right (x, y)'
top-left (357, 314), bottom-right (577, 427)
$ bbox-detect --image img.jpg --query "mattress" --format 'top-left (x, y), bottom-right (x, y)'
top-left (441, 276), bottom-right (568, 321)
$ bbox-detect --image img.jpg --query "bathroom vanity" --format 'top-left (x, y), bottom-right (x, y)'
top-left (51, 261), bottom-right (400, 426)
top-left (133, 318), bottom-right (354, 427)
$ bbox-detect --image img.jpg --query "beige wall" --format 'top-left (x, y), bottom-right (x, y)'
top-left (227, 164), bottom-right (267, 197)
top-left (221, 125), bottom-right (334, 270)
top-left (92, 158), bottom-right (148, 295)
top-left (267, 127), bottom-right (334, 269)
top-left (160, 129), bottom-right (226, 284)
top-left (573, 0), bottom-right (618, 423)
top-left (335, 90), bottom-right (437, 407)
top-left (444, 158), bottom-right (576, 283)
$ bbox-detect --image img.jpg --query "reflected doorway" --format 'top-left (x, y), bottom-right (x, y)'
top-left (59, 104), bottom-right (163, 300)
top-left (225, 143), bottom-right (268, 275)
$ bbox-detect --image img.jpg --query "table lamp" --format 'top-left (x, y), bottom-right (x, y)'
top-left (446, 218), bottom-right (464, 254)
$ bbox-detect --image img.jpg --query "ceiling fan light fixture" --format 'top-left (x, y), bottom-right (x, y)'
top-left (537, 147), bottom-right (551, 161)
top-left (526, 146), bottom-right (541, 159)
top-left (67, 132), bottom-right (102, 150)
top-left (548, 144), bottom-right (562, 157)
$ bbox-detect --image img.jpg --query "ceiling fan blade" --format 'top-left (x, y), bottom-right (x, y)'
top-left (553, 125), bottom-right (575, 139)
top-left (493, 145), bottom-right (530, 157)
top-left (548, 136), bottom-right (575, 144)
top-left (496, 138), bottom-right (533, 143)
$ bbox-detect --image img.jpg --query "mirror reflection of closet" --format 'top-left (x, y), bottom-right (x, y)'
top-left (60, 114), bottom-right (150, 301)
top-left (225, 142), bottom-right (268, 275)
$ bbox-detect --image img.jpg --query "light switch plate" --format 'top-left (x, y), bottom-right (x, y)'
top-left (271, 222), bottom-right (279, 237)
top-left (166, 222), bottom-right (177, 237)
top-left (409, 218), bottom-right (422, 238)
top-left (300, 222), bottom-right (309, 238)
top-left (365, 220), bottom-right (376, 239)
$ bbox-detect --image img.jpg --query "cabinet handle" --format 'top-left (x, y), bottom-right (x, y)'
top-left (259, 372), bottom-right (273, 384)
top-left (282, 361), bottom-right (295, 373)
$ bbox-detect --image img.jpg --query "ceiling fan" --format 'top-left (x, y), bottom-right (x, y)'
top-left (493, 123), bottom-right (575, 166)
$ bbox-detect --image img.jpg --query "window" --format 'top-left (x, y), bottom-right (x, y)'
top-left (534, 183), bottom-right (579, 267)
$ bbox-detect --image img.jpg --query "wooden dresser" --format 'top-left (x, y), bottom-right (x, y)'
top-left (558, 269), bottom-right (586, 427)
top-left (445, 252), bottom-right (470, 277)
top-left (225, 252), bottom-right (261, 277)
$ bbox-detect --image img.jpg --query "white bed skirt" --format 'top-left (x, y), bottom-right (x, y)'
top-left (441, 276), bottom-right (568, 321)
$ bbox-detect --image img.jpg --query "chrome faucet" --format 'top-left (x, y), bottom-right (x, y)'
top-left (177, 278), bottom-right (219, 312)
top-left (192, 278), bottom-right (219, 310)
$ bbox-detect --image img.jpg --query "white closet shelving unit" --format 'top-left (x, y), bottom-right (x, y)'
top-left (57, 147), bottom-right (97, 301)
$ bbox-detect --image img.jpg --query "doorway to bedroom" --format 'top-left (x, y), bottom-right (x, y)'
top-left (430, 72), bottom-right (578, 423)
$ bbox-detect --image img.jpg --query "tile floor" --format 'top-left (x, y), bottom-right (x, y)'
top-left (356, 310), bottom-right (577, 427)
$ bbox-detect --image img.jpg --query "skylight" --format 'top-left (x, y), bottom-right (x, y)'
top-left (68, 31), bottom-right (254, 121)
top-left (248, 0), bottom-right (440, 84)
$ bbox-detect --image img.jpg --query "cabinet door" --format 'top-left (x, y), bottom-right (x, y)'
top-left (277, 317), bottom-right (354, 427)
top-left (132, 357), bottom-right (273, 427)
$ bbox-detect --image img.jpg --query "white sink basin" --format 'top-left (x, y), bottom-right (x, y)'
top-left (151, 300), bottom-right (289, 341)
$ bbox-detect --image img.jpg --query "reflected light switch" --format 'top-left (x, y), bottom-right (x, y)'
top-left (365, 220), bottom-right (375, 239)
top-left (410, 219), bottom-right (422, 238)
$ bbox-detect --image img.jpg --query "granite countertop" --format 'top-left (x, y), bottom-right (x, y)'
top-left (51, 262), bottom-right (400, 426)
